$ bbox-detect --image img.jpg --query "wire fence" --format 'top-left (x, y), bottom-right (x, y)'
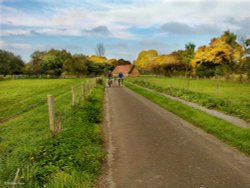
top-left (0, 79), bottom-right (95, 124)
top-left (0, 78), bottom-right (102, 187)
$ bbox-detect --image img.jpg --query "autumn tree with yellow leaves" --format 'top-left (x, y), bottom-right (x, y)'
top-left (134, 31), bottom-right (248, 78)
top-left (192, 31), bottom-right (244, 78)
top-left (134, 50), bottom-right (158, 73)
top-left (134, 45), bottom-right (195, 76)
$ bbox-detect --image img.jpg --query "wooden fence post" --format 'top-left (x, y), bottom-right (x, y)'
top-left (47, 95), bottom-right (56, 136)
top-left (72, 86), bottom-right (76, 106)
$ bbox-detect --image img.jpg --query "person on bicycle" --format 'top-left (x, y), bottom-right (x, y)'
top-left (118, 72), bottom-right (124, 86)
top-left (107, 71), bottom-right (113, 87)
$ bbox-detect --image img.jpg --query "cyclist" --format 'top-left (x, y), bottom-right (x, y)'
top-left (107, 71), bottom-right (113, 87)
top-left (118, 72), bottom-right (124, 86)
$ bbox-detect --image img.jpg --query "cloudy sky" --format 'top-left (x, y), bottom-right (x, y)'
top-left (0, 0), bottom-right (249, 62)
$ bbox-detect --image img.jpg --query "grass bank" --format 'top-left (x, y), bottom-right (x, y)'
top-left (125, 82), bottom-right (250, 155)
top-left (128, 77), bottom-right (250, 122)
top-left (0, 81), bottom-right (105, 187)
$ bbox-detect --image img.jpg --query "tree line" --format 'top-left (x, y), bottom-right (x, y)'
top-left (134, 31), bottom-right (250, 80)
top-left (0, 49), bottom-right (131, 78)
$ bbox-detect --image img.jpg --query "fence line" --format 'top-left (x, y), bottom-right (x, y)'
top-left (0, 81), bottom-right (89, 124)
top-left (47, 79), bottom-right (97, 137)
top-left (0, 78), bottom-right (98, 132)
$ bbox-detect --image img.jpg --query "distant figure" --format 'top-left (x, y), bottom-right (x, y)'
top-left (107, 71), bottom-right (113, 87)
top-left (118, 72), bottom-right (124, 86)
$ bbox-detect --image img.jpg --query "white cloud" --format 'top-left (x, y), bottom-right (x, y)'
top-left (1, 0), bottom-right (249, 39)
top-left (1, 29), bottom-right (31, 36)
top-left (1, 0), bottom-right (249, 61)
top-left (9, 43), bottom-right (33, 49)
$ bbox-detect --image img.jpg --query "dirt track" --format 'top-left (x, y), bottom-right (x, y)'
top-left (99, 85), bottom-right (250, 188)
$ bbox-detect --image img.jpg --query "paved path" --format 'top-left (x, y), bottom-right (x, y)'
top-left (132, 83), bottom-right (250, 129)
top-left (99, 86), bottom-right (250, 188)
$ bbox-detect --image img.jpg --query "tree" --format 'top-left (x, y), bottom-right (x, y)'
top-left (245, 57), bottom-right (250, 80)
top-left (27, 49), bottom-right (72, 77)
top-left (134, 50), bottom-right (158, 72)
top-left (95, 43), bottom-right (105, 57)
top-left (185, 43), bottom-right (196, 53)
top-left (28, 51), bottom-right (46, 75)
top-left (0, 50), bottom-right (24, 76)
top-left (86, 61), bottom-right (112, 76)
top-left (87, 55), bottom-right (107, 64)
top-left (63, 54), bottom-right (88, 77)
top-left (40, 49), bottom-right (71, 76)
top-left (176, 43), bottom-right (196, 77)
top-left (150, 52), bottom-right (186, 76)
top-left (115, 59), bottom-right (131, 66)
top-left (192, 31), bottom-right (244, 77)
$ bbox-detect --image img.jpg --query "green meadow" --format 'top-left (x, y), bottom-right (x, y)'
top-left (0, 79), bottom-right (85, 122)
top-left (129, 76), bottom-right (250, 122)
top-left (0, 79), bottom-right (105, 187)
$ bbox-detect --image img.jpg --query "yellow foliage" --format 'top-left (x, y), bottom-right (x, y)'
top-left (107, 58), bottom-right (117, 65)
top-left (134, 50), bottom-right (158, 71)
top-left (87, 55), bottom-right (108, 64)
top-left (150, 53), bottom-right (179, 67)
top-left (192, 33), bottom-right (244, 68)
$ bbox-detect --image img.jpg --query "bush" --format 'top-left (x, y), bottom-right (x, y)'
top-left (96, 77), bottom-right (104, 85)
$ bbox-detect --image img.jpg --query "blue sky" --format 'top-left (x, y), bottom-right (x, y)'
top-left (0, 0), bottom-right (249, 62)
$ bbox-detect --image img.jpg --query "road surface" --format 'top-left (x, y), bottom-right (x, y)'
top-left (98, 85), bottom-right (250, 188)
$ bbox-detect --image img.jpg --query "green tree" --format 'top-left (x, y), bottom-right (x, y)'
top-left (63, 54), bottom-right (88, 77)
top-left (41, 49), bottom-right (71, 76)
top-left (0, 50), bottom-right (24, 76)
top-left (28, 51), bottom-right (46, 75)
top-left (176, 43), bottom-right (195, 77)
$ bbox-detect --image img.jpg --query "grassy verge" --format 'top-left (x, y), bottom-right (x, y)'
top-left (128, 78), bottom-right (250, 122)
top-left (125, 82), bottom-right (250, 155)
top-left (0, 84), bottom-right (105, 187)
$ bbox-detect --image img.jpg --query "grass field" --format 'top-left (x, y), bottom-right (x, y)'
top-left (128, 76), bottom-right (250, 122)
top-left (125, 82), bottom-right (250, 155)
top-left (0, 79), bottom-right (105, 187)
top-left (0, 79), bottom-right (86, 122)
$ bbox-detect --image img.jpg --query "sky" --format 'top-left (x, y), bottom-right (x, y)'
top-left (0, 0), bottom-right (250, 63)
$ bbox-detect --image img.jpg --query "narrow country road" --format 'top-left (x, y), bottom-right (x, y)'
top-left (100, 85), bottom-right (250, 188)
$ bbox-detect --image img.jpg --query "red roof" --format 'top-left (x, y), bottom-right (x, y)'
top-left (112, 64), bottom-right (140, 77)
top-left (112, 65), bottom-right (133, 74)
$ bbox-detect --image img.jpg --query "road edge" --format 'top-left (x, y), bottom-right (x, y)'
top-left (94, 87), bottom-right (116, 188)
